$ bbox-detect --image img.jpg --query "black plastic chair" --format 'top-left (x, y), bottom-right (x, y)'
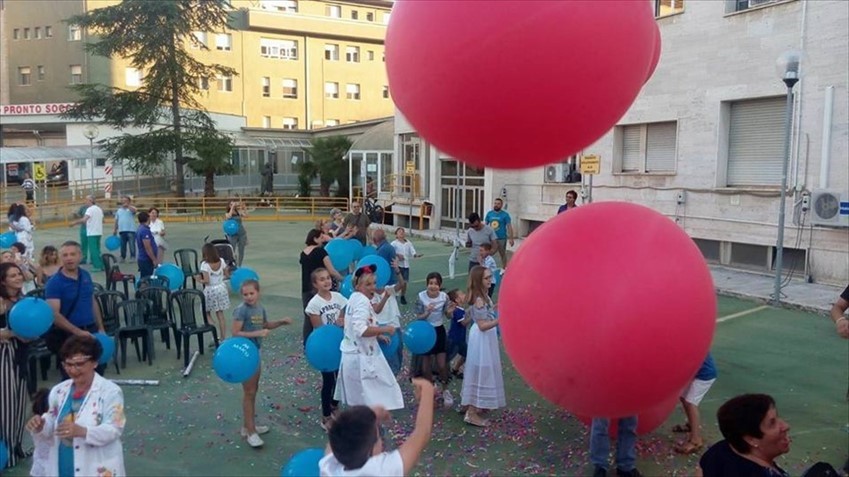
top-left (138, 275), bottom-right (170, 290)
top-left (93, 282), bottom-right (106, 294)
top-left (135, 286), bottom-right (173, 359)
top-left (174, 248), bottom-right (200, 289)
top-left (25, 339), bottom-right (53, 395)
top-left (95, 290), bottom-right (124, 375)
top-left (170, 289), bottom-right (219, 369)
top-left (102, 253), bottom-right (135, 297)
top-left (116, 299), bottom-right (153, 368)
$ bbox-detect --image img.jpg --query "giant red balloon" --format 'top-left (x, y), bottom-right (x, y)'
top-left (645, 22), bottom-right (662, 83)
top-left (386, 1), bottom-right (656, 169)
top-left (576, 394), bottom-right (680, 437)
top-left (499, 202), bottom-right (716, 418)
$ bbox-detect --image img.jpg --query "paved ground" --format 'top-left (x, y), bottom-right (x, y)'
top-left (4, 221), bottom-right (847, 477)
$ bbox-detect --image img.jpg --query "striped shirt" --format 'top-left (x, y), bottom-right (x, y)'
top-left (21, 178), bottom-right (35, 191)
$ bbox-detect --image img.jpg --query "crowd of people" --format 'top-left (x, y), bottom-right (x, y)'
top-left (1, 194), bottom-right (846, 477)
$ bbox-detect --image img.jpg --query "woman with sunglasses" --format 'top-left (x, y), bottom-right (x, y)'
top-left (0, 262), bottom-right (28, 470)
top-left (26, 335), bottom-right (126, 476)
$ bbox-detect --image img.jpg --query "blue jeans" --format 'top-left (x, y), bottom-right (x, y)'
top-left (383, 328), bottom-right (404, 375)
top-left (119, 231), bottom-right (136, 259)
top-left (590, 416), bottom-right (638, 471)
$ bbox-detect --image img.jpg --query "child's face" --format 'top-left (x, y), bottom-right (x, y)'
top-left (426, 278), bottom-right (441, 295)
top-left (241, 285), bottom-right (260, 306)
top-left (395, 229), bottom-right (405, 240)
top-left (454, 291), bottom-right (466, 304)
top-left (358, 276), bottom-right (376, 296)
top-left (313, 271), bottom-right (332, 292)
top-left (479, 248), bottom-right (491, 259)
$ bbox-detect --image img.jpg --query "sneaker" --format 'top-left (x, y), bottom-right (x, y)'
top-left (616, 468), bottom-right (642, 477)
top-left (593, 466), bottom-right (607, 477)
top-left (240, 425), bottom-right (269, 437)
top-left (246, 433), bottom-right (264, 448)
top-left (442, 390), bottom-right (454, 409)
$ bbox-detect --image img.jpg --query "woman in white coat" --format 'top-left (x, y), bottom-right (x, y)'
top-left (335, 264), bottom-right (404, 411)
top-left (26, 335), bottom-right (126, 477)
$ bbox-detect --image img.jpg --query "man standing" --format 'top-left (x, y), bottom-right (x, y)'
top-left (558, 190), bottom-right (579, 214)
top-left (484, 198), bottom-right (514, 268)
top-left (589, 417), bottom-right (642, 477)
top-left (113, 196), bottom-right (137, 263)
top-left (136, 211), bottom-right (159, 279)
top-left (44, 240), bottom-right (105, 378)
top-left (465, 212), bottom-right (498, 272)
top-left (343, 199), bottom-right (370, 245)
top-left (21, 172), bottom-right (36, 205)
top-left (70, 196), bottom-right (105, 272)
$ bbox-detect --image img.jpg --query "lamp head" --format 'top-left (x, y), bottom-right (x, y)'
top-left (776, 50), bottom-right (803, 87)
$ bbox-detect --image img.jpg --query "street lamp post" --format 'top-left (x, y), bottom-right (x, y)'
top-left (772, 51), bottom-right (802, 306)
top-left (83, 125), bottom-right (99, 196)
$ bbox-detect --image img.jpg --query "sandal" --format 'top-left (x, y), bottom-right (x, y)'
top-left (674, 440), bottom-right (704, 455)
top-left (464, 412), bottom-right (489, 427)
top-left (672, 423), bottom-right (691, 433)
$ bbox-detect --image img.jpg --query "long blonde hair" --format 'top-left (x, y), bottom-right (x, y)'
top-left (466, 265), bottom-right (490, 308)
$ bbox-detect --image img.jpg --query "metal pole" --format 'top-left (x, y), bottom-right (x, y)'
top-left (89, 138), bottom-right (95, 195)
top-left (772, 84), bottom-right (796, 306)
top-left (588, 174), bottom-right (594, 203)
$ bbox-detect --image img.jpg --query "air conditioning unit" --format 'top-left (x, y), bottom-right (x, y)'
top-left (544, 163), bottom-right (567, 183)
top-left (810, 189), bottom-right (849, 227)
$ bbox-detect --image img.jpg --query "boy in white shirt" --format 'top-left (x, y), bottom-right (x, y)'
top-left (390, 227), bottom-right (421, 305)
top-left (479, 243), bottom-right (499, 298)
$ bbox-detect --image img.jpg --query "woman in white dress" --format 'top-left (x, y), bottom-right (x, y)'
top-left (335, 264), bottom-right (404, 411)
top-left (148, 207), bottom-right (168, 263)
top-left (461, 265), bottom-right (505, 427)
top-left (199, 243), bottom-right (231, 341)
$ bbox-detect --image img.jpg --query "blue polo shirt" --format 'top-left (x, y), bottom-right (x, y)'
top-left (695, 352), bottom-right (717, 381)
top-left (136, 224), bottom-right (157, 262)
top-left (45, 268), bottom-right (96, 328)
top-left (115, 207), bottom-right (136, 233)
top-left (375, 240), bottom-right (398, 285)
top-left (484, 210), bottom-right (511, 240)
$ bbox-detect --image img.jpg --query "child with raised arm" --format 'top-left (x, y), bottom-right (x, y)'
top-left (320, 378), bottom-right (435, 476)
top-left (232, 279), bottom-right (293, 448)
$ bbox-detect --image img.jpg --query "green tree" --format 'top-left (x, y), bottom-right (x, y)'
top-left (303, 136), bottom-right (353, 197)
top-left (61, 0), bottom-right (237, 197)
top-left (185, 133), bottom-right (235, 197)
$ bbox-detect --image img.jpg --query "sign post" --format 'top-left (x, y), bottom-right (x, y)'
top-left (580, 154), bottom-right (601, 203)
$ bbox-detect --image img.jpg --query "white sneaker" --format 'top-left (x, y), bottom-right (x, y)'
top-left (240, 425), bottom-right (269, 437)
top-left (442, 390), bottom-right (454, 409)
top-left (246, 433), bottom-right (264, 448)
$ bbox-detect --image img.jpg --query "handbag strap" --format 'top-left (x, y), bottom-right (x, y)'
top-left (60, 268), bottom-right (84, 319)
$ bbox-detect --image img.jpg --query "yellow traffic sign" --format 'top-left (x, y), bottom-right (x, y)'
top-left (405, 160), bottom-right (415, 174)
top-left (33, 164), bottom-right (47, 181)
top-left (580, 154), bottom-right (601, 175)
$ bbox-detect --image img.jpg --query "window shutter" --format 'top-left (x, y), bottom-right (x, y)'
top-left (621, 125), bottom-right (641, 172)
top-left (646, 122), bottom-right (677, 172)
top-left (727, 97), bottom-right (785, 186)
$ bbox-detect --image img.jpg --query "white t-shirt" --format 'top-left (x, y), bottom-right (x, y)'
top-left (416, 290), bottom-right (448, 327)
top-left (305, 291), bottom-right (348, 326)
top-left (150, 219), bottom-right (166, 246)
top-left (84, 205), bottom-right (104, 236)
top-left (370, 284), bottom-right (401, 328)
top-left (200, 259), bottom-right (227, 287)
top-left (319, 449), bottom-right (403, 477)
top-left (390, 239), bottom-right (417, 268)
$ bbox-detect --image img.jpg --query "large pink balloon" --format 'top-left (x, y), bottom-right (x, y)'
top-left (499, 202), bottom-right (716, 418)
top-left (386, 1), bottom-right (656, 169)
top-left (645, 22), bottom-right (662, 83)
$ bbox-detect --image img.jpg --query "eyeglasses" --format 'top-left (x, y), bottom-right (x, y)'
top-left (62, 357), bottom-right (93, 369)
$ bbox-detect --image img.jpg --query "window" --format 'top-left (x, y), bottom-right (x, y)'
top-left (198, 77), bottom-right (210, 90)
top-left (383, 12), bottom-right (391, 24)
top-left (325, 82), bottom-right (339, 99)
top-left (260, 38), bottom-right (297, 60)
top-left (654, 0), bottom-right (684, 17)
top-left (45, 26), bottom-right (53, 38)
top-left (367, 50), bottom-right (375, 61)
top-left (125, 68), bottom-right (144, 87)
top-left (18, 67), bottom-right (32, 86)
top-left (366, 12), bottom-right (374, 21)
top-left (325, 44), bottom-right (339, 61)
top-left (217, 75), bottom-right (233, 92)
top-left (727, 0), bottom-right (781, 13)
top-left (345, 46), bottom-right (360, 63)
top-left (35, 27), bottom-right (42, 39)
top-left (282, 78), bottom-right (298, 98)
top-left (260, 0), bottom-right (297, 12)
top-left (351, 10), bottom-right (359, 20)
top-left (262, 77), bottom-right (271, 97)
top-left (215, 33), bottom-right (232, 51)
top-left (192, 31), bottom-right (207, 48)
top-left (24, 28), bottom-right (30, 39)
top-left (346, 83), bottom-right (361, 100)
top-left (13, 29), bottom-right (20, 40)
top-left (326, 4), bottom-right (341, 18)
top-left (37, 65), bottom-right (45, 81)
top-left (725, 97), bottom-right (785, 186)
top-left (615, 121), bottom-right (677, 173)
top-left (70, 65), bottom-right (82, 84)
top-left (68, 24), bottom-right (81, 41)
top-left (382, 85), bottom-right (389, 99)
top-left (325, 119), bottom-right (339, 127)
top-left (282, 117), bottom-right (298, 130)
top-left (262, 116), bottom-right (271, 128)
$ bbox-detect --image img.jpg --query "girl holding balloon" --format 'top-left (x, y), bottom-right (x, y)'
top-left (414, 272), bottom-right (453, 407)
top-left (0, 262), bottom-right (28, 469)
top-left (200, 243), bottom-right (232, 342)
top-left (305, 268), bottom-right (348, 430)
top-left (460, 266), bottom-right (505, 427)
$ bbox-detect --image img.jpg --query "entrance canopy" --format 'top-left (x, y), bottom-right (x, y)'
top-left (0, 146), bottom-right (101, 164)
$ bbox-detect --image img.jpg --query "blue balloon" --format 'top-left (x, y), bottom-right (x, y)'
top-left (281, 448), bottom-right (324, 477)
top-left (379, 329), bottom-right (400, 357)
top-left (346, 239), bottom-right (364, 261)
top-left (325, 239), bottom-right (353, 273)
top-left (9, 297), bottom-right (54, 339)
top-left (213, 337), bottom-right (260, 383)
top-left (305, 325), bottom-right (343, 372)
top-left (105, 235), bottom-right (121, 251)
top-left (93, 332), bottom-right (115, 365)
top-left (154, 263), bottom-right (184, 291)
top-left (0, 231), bottom-right (15, 248)
top-left (223, 219), bottom-right (240, 236)
top-left (231, 267), bottom-right (260, 293)
top-left (0, 440), bottom-right (7, 469)
top-left (339, 275), bottom-right (354, 298)
top-left (356, 255), bottom-right (391, 288)
top-left (360, 245), bottom-right (377, 257)
top-left (404, 320), bottom-right (436, 355)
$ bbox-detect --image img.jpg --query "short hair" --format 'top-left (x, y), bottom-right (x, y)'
top-left (240, 279), bottom-right (260, 292)
top-left (59, 334), bottom-right (103, 363)
top-left (425, 271), bottom-right (443, 286)
top-left (328, 406), bottom-right (379, 470)
top-left (566, 190), bottom-right (578, 200)
top-left (446, 288), bottom-right (461, 302)
top-left (717, 393), bottom-right (776, 454)
top-left (494, 198), bottom-right (503, 203)
top-left (148, 207), bottom-right (160, 215)
top-left (480, 243), bottom-right (492, 251)
top-left (305, 228), bottom-right (323, 246)
top-left (330, 208), bottom-right (342, 218)
top-left (60, 240), bottom-right (82, 250)
top-left (11, 242), bottom-right (26, 254)
top-left (468, 212), bottom-right (481, 224)
top-left (394, 227), bottom-right (405, 235)
top-left (137, 211), bottom-right (150, 224)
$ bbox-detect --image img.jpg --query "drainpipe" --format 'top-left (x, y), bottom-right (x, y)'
top-left (819, 85), bottom-right (833, 189)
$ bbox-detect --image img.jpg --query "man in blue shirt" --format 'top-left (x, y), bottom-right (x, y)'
top-left (557, 190), bottom-right (579, 214)
top-left (136, 211), bottom-right (159, 279)
top-left (484, 198), bottom-right (514, 268)
top-left (112, 195), bottom-right (137, 262)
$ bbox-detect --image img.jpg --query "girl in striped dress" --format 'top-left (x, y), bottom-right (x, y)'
top-left (0, 263), bottom-right (29, 470)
